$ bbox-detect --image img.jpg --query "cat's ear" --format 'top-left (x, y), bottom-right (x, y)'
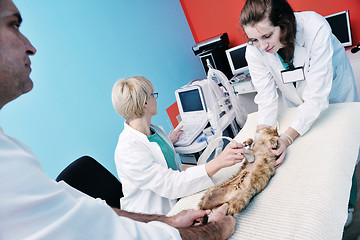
top-left (273, 121), bottom-right (280, 132)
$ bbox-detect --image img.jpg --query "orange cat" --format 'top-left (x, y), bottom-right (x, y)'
top-left (198, 127), bottom-right (279, 216)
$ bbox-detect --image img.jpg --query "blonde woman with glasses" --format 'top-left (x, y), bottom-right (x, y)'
top-left (112, 76), bottom-right (251, 215)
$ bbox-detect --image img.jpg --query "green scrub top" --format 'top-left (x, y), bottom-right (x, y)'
top-left (148, 128), bottom-right (177, 171)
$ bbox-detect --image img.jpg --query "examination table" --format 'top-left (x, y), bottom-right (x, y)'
top-left (168, 102), bottom-right (360, 239)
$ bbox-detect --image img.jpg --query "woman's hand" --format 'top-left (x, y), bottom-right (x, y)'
top-left (205, 142), bottom-right (252, 177)
top-left (215, 142), bottom-right (251, 167)
top-left (270, 136), bottom-right (287, 168)
top-left (169, 125), bottom-right (183, 144)
top-left (270, 128), bottom-right (298, 168)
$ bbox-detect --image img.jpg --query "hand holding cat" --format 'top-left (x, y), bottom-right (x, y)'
top-left (271, 136), bottom-right (287, 168)
top-left (255, 125), bottom-right (286, 167)
top-left (271, 128), bottom-right (298, 168)
top-left (166, 208), bottom-right (211, 228)
top-left (207, 203), bottom-right (236, 239)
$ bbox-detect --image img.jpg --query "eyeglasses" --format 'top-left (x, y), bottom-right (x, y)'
top-left (151, 92), bottom-right (158, 99)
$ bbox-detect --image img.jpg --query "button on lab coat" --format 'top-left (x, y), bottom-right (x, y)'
top-left (246, 11), bottom-right (358, 135)
top-left (115, 122), bottom-right (214, 215)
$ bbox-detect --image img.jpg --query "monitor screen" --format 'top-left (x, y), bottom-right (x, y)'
top-left (325, 10), bottom-right (352, 47)
top-left (178, 89), bottom-right (204, 112)
top-left (225, 43), bottom-right (248, 75)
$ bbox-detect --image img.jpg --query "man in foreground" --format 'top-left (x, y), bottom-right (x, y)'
top-left (0, 0), bottom-right (235, 239)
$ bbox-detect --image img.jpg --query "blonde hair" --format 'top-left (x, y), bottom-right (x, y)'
top-left (112, 76), bottom-right (153, 121)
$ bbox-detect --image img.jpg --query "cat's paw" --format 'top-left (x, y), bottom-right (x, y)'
top-left (243, 138), bottom-right (253, 147)
top-left (226, 206), bottom-right (237, 216)
top-left (270, 137), bottom-right (279, 150)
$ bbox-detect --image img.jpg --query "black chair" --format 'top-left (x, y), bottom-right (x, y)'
top-left (56, 156), bottom-right (123, 209)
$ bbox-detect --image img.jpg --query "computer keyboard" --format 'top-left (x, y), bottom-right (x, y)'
top-left (174, 120), bottom-right (208, 147)
top-left (229, 72), bottom-right (251, 84)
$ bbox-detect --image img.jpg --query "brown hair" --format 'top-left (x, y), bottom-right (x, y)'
top-left (240, 0), bottom-right (296, 63)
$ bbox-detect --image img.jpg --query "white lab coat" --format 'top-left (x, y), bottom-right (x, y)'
top-left (246, 11), bottom-right (358, 135)
top-left (115, 122), bottom-right (214, 215)
top-left (0, 127), bottom-right (181, 240)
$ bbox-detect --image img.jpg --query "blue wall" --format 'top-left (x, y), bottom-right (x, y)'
top-left (0, 0), bottom-right (205, 179)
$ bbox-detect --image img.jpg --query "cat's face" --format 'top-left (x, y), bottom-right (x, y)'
top-left (255, 127), bottom-right (279, 150)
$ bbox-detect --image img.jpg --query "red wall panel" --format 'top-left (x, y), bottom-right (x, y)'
top-left (180, 0), bottom-right (360, 48)
top-left (166, 102), bottom-right (180, 128)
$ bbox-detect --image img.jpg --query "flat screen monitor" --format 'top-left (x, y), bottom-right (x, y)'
top-left (225, 43), bottom-right (248, 76)
top-left (325, 10), bottom-right (352, 47)
top-left (179, 89), bottom-right (203, 112)
top-left (175, 85), bottom-right (207, 121)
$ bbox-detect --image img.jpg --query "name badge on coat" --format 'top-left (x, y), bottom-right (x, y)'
top-left (281, 67), bottom-right (305, 84)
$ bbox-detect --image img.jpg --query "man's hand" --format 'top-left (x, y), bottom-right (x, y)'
top-left (178, 204), bottom-right (236, 240)
top-left (167, 209), bottom-right (211, 228)
top-left (113, 205), bottom-right (236, 240)
top-left (208, 203), bottom-right (236, 238)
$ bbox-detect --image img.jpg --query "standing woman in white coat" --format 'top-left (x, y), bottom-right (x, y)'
top-left (111, 76), bottom-right (250, 215)
top-left (239, 0), bottom-right (358, 227)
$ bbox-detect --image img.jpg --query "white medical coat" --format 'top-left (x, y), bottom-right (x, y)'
top-left (0, 127), bottom-right (181, 240)
top-left (246, 11), bottom-right (358, 135)
top-left (115, 122), bottom-right (214, 215)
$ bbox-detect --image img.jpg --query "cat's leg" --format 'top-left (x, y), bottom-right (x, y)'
top-left (198, 175), bottom-right (245, 210)
top-left (198, 186), bottom-right (228, 210)
top-left (227, 189), bottom-right (252, 216)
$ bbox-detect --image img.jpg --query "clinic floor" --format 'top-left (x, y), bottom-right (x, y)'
top-left (342, 166), bottom-right (360, 240)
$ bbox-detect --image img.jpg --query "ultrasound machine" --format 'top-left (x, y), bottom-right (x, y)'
top-left (173, 85), bottom-right (209, 147)
top-left (173, 73), bottom-right (243, 165)
top-left (174, 37), bottom-right (251, 164)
